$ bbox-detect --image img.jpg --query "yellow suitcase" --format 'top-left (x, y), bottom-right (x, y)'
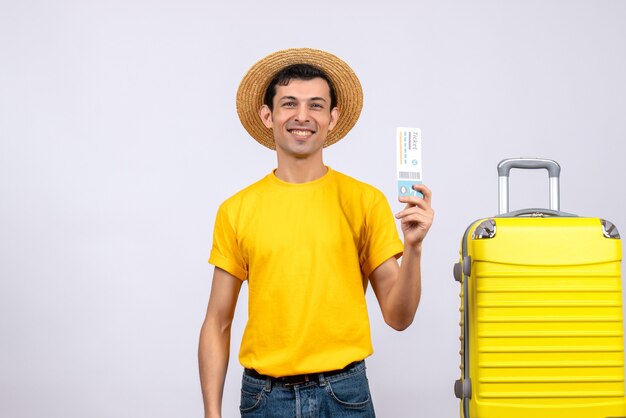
top-left (454, 158), bottom-right (625, 418)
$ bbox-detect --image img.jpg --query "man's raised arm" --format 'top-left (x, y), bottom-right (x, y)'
top-left (370, 184), bottom-right (434, 331)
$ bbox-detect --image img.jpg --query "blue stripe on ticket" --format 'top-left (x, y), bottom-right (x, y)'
top-left (398, 180), bottom-right (423, 198)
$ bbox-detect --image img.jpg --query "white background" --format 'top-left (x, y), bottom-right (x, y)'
top-left (1, 1), bottom-right (625, 417)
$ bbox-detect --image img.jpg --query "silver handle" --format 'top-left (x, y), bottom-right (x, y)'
top-left (497, 158), bottom-right (561, 214)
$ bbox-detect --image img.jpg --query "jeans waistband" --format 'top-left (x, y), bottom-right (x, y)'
top-left (244, 360), bottom-right (363, 387)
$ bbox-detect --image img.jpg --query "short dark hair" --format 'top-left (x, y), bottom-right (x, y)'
top-left (263, 64), bottom-right (337, 111)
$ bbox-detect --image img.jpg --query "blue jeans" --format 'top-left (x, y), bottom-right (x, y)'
top-left (240, 361), bottom-right (376, 417)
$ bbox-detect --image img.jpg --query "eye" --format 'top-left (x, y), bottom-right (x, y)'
top-left (281, 101), bottom-right (296, 108)
top-left (310, 103), bottom-right (324, 109)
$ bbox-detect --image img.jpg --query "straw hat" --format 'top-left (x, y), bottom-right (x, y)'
top-left (236, 48), bottom-right (363, 150)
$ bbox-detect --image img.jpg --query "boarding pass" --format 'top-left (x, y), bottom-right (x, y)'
top-left (396, 127), bottom-right (423, 198)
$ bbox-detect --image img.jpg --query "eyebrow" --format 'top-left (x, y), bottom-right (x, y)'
top-left (278, 96), bottom-right (328, 103)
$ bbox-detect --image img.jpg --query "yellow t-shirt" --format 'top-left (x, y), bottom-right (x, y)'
top-left (209, 167), bottom-right (403, 377)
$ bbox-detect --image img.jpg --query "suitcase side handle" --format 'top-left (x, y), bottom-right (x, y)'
top-left (497, 158), bottom-right (561, 214)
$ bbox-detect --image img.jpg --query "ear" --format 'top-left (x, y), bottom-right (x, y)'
top-left (259, 105), bottom-right (273, 129)
top-left (327, 107), bottom-right (340, 131)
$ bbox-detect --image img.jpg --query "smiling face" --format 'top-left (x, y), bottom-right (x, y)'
top-left (259, 77), bottom-right (339, 160)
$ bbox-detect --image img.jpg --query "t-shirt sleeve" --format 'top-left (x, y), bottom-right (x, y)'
top-left (208, 202), bottom-right (248, 281)
top-left (360, 191), bottom-right (404, 277)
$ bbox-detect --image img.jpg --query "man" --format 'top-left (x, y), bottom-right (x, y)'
top-left (199, 48), bottom-right (434, 417)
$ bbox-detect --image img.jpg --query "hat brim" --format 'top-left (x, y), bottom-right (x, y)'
top-left (236, 48), bottom-right (363, 150)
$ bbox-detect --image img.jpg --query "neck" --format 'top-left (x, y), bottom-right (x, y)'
top-left (274, 155), bottom-right (328, 183)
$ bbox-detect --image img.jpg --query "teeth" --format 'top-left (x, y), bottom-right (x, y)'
top-left (290, 130), bottom-right (312, 137)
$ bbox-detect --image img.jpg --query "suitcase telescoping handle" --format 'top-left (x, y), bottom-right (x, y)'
top-left (497, 158), bottom-right (561, 214)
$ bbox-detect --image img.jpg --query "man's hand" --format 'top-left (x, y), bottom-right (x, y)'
top-left (395, 184), bottom-right (434, 250)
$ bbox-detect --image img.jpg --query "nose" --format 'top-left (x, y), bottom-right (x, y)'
top-left (294, 103), bottom-right (310, 123)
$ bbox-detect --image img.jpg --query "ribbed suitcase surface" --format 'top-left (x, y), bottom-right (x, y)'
top-left (460, 217), bottom-right (624, 417)
top-left (455, 159), bottom-right (625, 418)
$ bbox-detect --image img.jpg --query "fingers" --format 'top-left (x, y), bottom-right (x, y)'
top-left (397, 211), bottom-right (433, 226)
top-left (399, 196), bottom-right (429, 210)
top-left (398, 184), bottom-right (431, 205)
top-left (412, 184), bottom-right (432, 204)
top-left (395, 185), bottom-right (434, 246)
top-left (395, 200), bottom-right (434, 219)
top-left (396, 184), bottom-right (434, 221)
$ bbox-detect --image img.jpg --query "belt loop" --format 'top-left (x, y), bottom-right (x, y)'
top-left (318, 372), bottom-right (327, 387)
top-left (264, 376), bottom-right (272, 392)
